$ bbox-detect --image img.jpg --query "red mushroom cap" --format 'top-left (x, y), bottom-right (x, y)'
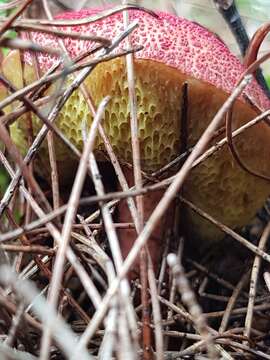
top-left (25, 8), bottom-right (270, 110)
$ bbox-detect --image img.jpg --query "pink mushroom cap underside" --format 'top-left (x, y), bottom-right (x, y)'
top-left (24, 7), bottom-right (270, 111)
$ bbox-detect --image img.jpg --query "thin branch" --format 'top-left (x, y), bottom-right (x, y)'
top-left (244, 222), bottom-right (270, 339)
top-left (167, 253), bottom-right (218, 360)
top-left (40, 97), bottom-right (109, 359)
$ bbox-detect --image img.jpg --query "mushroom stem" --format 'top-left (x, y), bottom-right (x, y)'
top-left (117, 166), bottom-right (175, 278)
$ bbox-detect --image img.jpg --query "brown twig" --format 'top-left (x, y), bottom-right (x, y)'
top-left (10, 23), bottom-right (112, 45)
top-left (0, 37), bottom-right (62, 55)
top-left (167, 253), bottom-right (218, 360)
top-left (219, 271), bottom-right (250, 333)
top-left (244, 222), bottom-right (270, 339)
top-left (180, 196), bottom-right (270, 264)
top-left (0, 244), bottom-right (55, 256)
top-left (226, 50), bottom-right (270, 182)
top-left (40, 97), bottom-right (108, 359)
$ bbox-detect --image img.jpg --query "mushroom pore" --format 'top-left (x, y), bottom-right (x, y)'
top-left (3, 8), bottom-right (270, 274)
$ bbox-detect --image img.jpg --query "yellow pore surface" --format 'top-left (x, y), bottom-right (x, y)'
top-left (8, 55), bottom-right (270, 241)
top-left (54, 57), bottom-right (182, 172)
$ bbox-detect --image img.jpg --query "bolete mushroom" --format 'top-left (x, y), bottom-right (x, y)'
top-left (3, 8), bottom-right (270, 273)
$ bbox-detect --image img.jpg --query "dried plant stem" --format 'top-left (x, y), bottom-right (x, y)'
top-left (0, 244), bottom-right (55, 256)
top-left (4, 94), bottom-right (267, 245)
top-left (0, 37), bottom-right (62, 55)
top-left (186, 258), bottom-right (234, 291)
top-left (5, 300), bottom-right (25, 347)
top-left (244, 222), bottom-right (270, 339)
top-left (122, 5), bottom-right (150, 358)
top-left (40, 97), bottom-right (109, 360)
top-left (88, 153), bottom-right (138, 353)
top-left (225, 50), bottom-right (270, 181)
top-left (148, 255), bottom-right (164, 360)
top-left (264, 271), bottom-right (270, 292)
top-left (3, 186), bottom-right (92, 324)
top-left (11, 23), bottom-right (112, 44)
top-left (0, 109), bottom-right (52, 214)
top-left (219, 271), bottom-right (250, 333)
top-left (98, 296), bottom-right (118, 359)
top-left (0, 44), bottom-right (140, 111)
top-left (164, 241), bottom-right (182, 350)
top-left (75, 4), bottom-right (151, 356)
top-left (0, 289), bottom-right (42, 332)
top-left (205, 302), bottom-right (270, 319)
top-left (0, 136), bottom-right (103, 332)
top-left (2, 95), bottom-right (52, 127)
top-left (47, 131), bottom-right (60, 211)
top-left (167, 254), bottom-right (218, 360)
top-left (180, 196), bottom-right (270, 263)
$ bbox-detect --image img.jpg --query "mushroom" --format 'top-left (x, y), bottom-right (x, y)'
top-left (3, 8), bottom-right (270, 274)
